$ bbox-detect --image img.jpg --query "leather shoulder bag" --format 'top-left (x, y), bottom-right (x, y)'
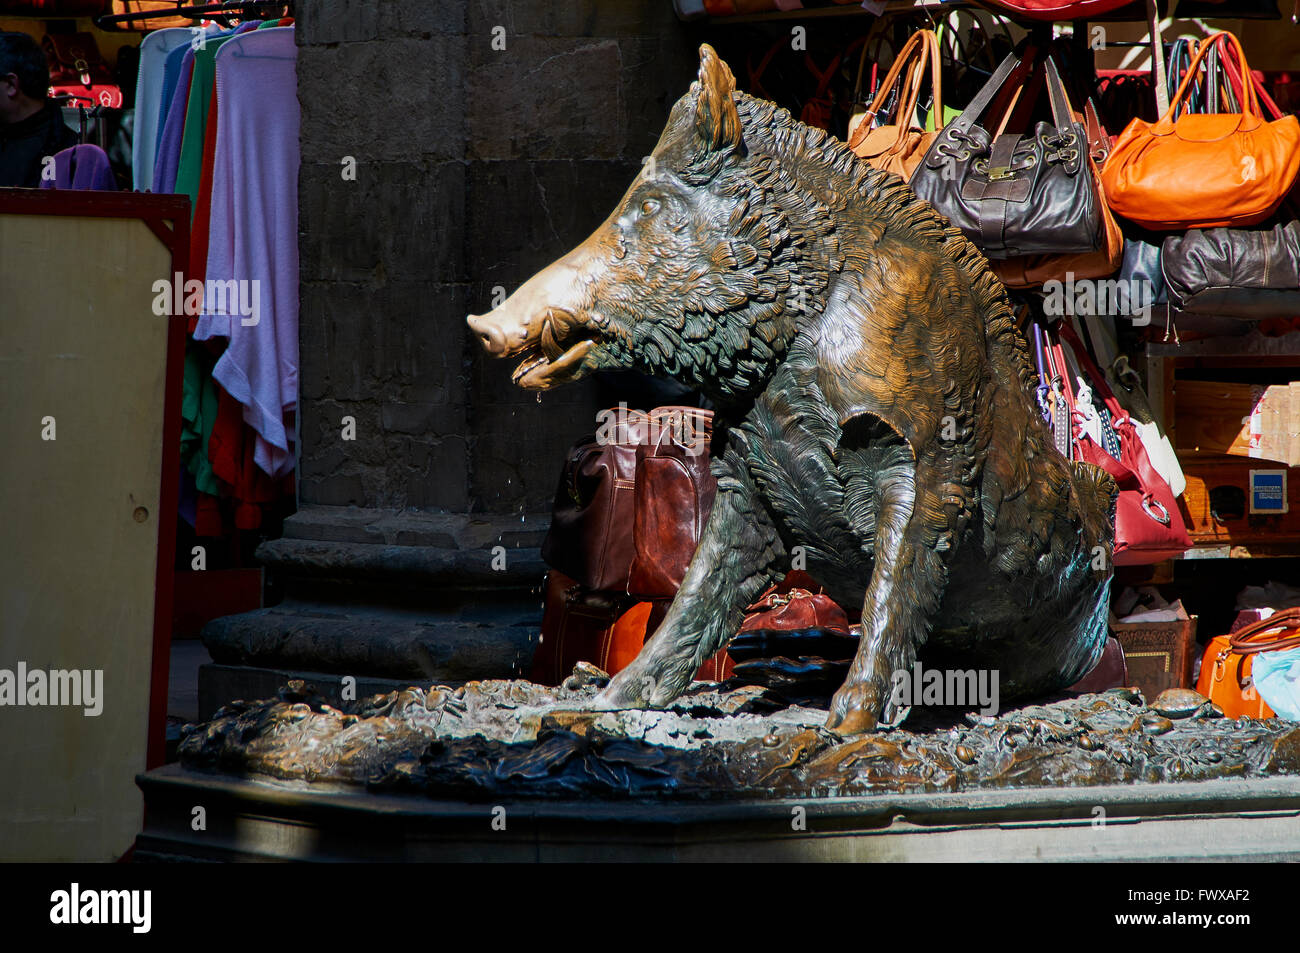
top-left (913, 53), bottom-right (1104, 260)
top-left (1101, 31), bottom-right (1300, 231)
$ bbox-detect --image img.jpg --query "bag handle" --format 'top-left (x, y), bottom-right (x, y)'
top-left (1147, 0), bottom-right (1170, 116)
top-left (1157, 31), bottom-right (1260, 132)
top-left (851, 19), bottom-right (897, 112)
top-left (1229, 607), bottom-right (1300, 655)
top-left (1057, 321), bottom-right (1127, 425)
top-left (1213, 31), bottom-right (1282, 120)
top-left (943, 50), bottom-right (1025, 137)
top-left (856, 30), bottom-right (934, 145)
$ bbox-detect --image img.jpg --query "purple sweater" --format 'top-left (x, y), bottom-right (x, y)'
top-left (192, 27), bottom-right (299, 480)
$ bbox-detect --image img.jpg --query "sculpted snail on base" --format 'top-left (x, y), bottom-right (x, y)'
top-left (468, 45), bottom-right (1117, 734)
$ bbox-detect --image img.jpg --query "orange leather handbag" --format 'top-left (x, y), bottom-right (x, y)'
top-left (848, 29), bottom-right (943, 182)
top-left (1195, 608), bottom-right (1300, 719)
top-left (1101, 31), bottom-right (1300, 230)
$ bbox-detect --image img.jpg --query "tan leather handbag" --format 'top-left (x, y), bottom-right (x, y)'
top-left (847, 29), bottom-right (943, 182)
top-left (1101, 31), bottom-right (1300, 231)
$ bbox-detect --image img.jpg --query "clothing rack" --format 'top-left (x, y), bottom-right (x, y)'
top-left (94, 0), bottom-right (288, 30)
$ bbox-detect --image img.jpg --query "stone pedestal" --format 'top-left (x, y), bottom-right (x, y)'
top-left (133, 765), bottom-right (1300, 862)
top-left (200, 505), bottom-right (550, 717)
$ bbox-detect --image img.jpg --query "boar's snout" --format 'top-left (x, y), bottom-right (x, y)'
top-left (467, 313), bottom-right (512, 357)
top-left (467, 244), bottom-right (608, 390)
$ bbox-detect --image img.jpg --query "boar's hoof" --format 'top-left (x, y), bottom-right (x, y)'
top-left (589, 673), bottom-right (652, 711)
top-left (825, 681), bottom-right (887, 736)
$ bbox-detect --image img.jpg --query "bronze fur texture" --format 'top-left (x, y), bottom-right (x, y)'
top-left (468, 45), bottom-right (1118, 734)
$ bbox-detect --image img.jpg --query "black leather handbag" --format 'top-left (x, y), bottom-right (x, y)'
top-left (912, 53), bottom-right (1104, 260)
top-left (1162, 220), bottom-right (1300, 319)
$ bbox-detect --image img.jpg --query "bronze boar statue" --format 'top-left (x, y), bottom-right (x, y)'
top-left (468, 45), bottom-right (1117, 734)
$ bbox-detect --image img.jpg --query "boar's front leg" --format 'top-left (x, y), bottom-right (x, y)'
top-left (594, 454), bottom-right (783, 710)
top-left (825, 454), bottom-right (948, 735)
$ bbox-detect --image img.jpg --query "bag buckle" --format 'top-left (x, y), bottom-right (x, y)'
top-left (986, 165), bottom-right (1017, 181)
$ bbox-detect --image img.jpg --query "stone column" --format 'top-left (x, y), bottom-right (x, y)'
top-left (199, 1), bottom-right (698, 715)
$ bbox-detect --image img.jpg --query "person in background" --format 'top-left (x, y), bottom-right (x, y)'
top-left (0, 31), bottom-right (76, 188)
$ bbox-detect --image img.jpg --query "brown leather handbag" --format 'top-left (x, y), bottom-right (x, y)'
top-left (540, 408), bottom-right (649, 592)
top-left (626, 407), bottom-right (716, 599)
top-left (848, 29), bottom-right (943, 182)
top-left (1101, 31), bottom-right (1300, 231)
top-left (530, 572), bottom-right (734, 686)
top-left (1195, 608), bottom-right (1300, 719)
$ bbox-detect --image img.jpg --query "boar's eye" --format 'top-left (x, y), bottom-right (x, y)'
top-left (640, 198), bottom-right (661, 217)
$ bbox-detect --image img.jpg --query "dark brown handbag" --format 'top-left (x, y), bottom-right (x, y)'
top-left (626, 407), bottom-right (716, 599)
top-left (912, 52), bottom-right (1104, 259)
top-left (540, 408), bottom-right (648, 592)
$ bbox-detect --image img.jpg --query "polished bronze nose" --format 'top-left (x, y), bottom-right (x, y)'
top-left (467, 314), bottom-right (506, 356)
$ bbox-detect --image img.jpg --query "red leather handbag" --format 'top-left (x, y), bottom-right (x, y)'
top-left (43, 32), bottom-right (122, 109)
top-left (738, 585), bottom-right (850, 635)
top-left (1052, 323), bottom-right (1191, 565)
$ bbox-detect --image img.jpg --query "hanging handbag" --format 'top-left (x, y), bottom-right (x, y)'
top-left (626, 407), bottom-right (717, 599)
top-left (1195, 608), bottom-right (1300, 719)
top-left (978, 0), bottom-right (1137, 20)
top-left (845, 21), bottom-right (897, 144)
top-left (1161, 35), bottom-right (1300, 319)
top-left (1101, 31), bottom-right (1300, 231)
top-left (42, 32), bottom-right (122, 109)
top-left (913, 53), bottom-right (1105, 259)
top-left (991, 98), bottom-right (1124, 288)
top-left (1163, 220), bottom-right (1300, 319)
top-left (847, 29), bottom-right (943, 182)
top-left (1054, 322), bottom-right (1192, 565)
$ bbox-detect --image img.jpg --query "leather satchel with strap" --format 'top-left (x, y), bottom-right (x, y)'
top-left (992, 96), bottom-right (1123, 288)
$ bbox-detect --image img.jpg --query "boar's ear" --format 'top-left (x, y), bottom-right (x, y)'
top-left (692, 44), bottom-right (743, 158)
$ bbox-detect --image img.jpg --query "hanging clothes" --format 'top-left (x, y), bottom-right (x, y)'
top-left (132, 27), bottom-right (190, 192)
top-left (194, 27), bottom-right (299, 483)
top-left (151, 47), bottom-right (194, 195)
top-left (39, 144), bottom-right (117, 190)
top-left (153, 38), bottom-right (193, 163)
top-left (175, 20), bottom-right (261, 219)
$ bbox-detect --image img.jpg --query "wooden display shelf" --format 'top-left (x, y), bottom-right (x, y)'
top-left (1147, 342), bottom-right (1300, 561)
